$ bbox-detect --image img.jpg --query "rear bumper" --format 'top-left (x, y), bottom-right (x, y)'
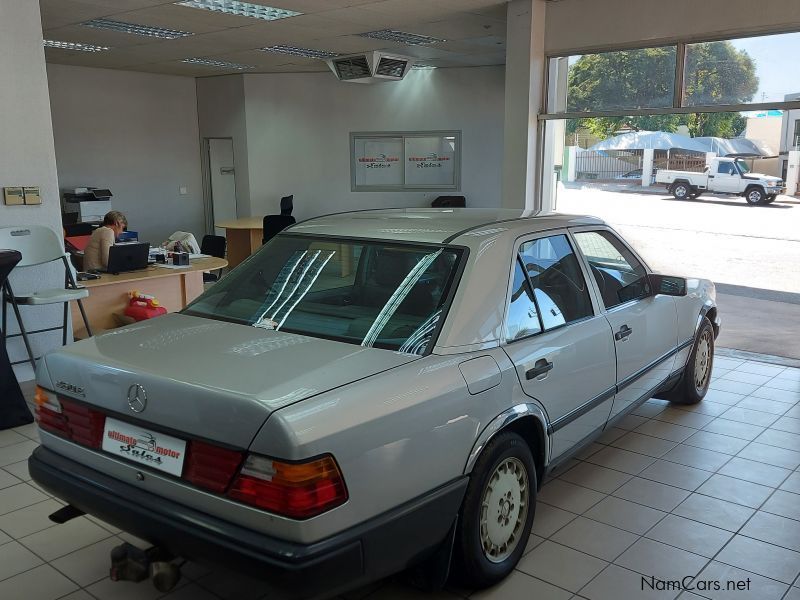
top-left (29, 446), bottom-right (467, 600)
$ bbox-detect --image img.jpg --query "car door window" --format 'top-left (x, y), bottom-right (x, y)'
top-left (574, 230), bottom-right (649, 309)
top-left (519, 235), bottom-right (593, 330)
top-left (505, 259), bottom-right (542, 341)
top-left (717, 162), bottom-right (734, 175)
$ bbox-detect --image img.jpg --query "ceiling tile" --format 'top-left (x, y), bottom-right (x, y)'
top-left (39, 0), bottom-right (116, 29)
top-left (409, 14), bottom-right (506, 41)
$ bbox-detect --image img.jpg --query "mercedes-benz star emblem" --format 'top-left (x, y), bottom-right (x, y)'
top-left (127, 384), bottom-right (147, 413)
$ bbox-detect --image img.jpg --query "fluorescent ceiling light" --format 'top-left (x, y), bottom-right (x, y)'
top-left (83, 18), bottom-right (194, 39)
top-left (260, 45), bottom-right (338, 59)
top-left (357, 29), bottom-right (445, 46)
top-left (182, 57), bottom-right (255, 70)
top-left (412, 64), bottom-right (438, 70)
top-left (43, 40), bottom-right (110, 52)
top-left (175, 1), bottom-right (302, 21)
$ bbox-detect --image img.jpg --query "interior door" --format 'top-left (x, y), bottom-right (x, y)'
top-left (502, 232), bottom-right (616, 461)
top-left (208, 138), bottom-right (237, 236)
top-left (573, 229), bottom-right (677, 420)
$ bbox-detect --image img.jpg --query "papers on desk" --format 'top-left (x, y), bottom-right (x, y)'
top-left (189, 253), bottom-right (211, 259)
top-left (154, 263), bottom-right (191, 270)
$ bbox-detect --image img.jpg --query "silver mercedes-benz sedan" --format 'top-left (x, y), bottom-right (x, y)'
top-left (30, 209), bottom-right (719, 598)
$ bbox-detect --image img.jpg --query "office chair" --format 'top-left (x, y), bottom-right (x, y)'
top-left (0, 226), bottom-right (93, 370)
top-left (201, 234), bottom-right (227, 283)
top-left (0, 250), bottom-right (33, 429)
top-left (431, 195), bottom-right (466, 208)
top-left (262, 195), bottom-right (297, 245)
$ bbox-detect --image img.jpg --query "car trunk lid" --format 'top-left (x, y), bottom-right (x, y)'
top-left (42, 313), bottom-right (418, 448)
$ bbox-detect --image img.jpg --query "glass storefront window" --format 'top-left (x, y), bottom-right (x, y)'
top-left (684, 32), bottom-right (800, 107)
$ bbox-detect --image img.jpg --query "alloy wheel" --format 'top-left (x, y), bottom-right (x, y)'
top-left (694, 329), bottom-right (713, 391)
top-left (479, 457), bottom-right (529, 563)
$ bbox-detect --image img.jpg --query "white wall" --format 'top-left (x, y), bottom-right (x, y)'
top-left (0, 0), bottom-right (64, 379)
top-left (195, 75), bottom-right (251, 221)
top-left (545, 0), bottom-right (800, 53)
top-left (237, 66), bottom-right (505, 221)
top-left (47, 64), bottom-right (204, 245)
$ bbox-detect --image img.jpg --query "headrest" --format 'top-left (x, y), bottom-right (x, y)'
top-left (280, 195), bottom-right (294, 215)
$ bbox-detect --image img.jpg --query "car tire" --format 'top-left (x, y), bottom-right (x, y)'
top-left (745, 187), bottom-right (766, 205)
top-left (671, 182), bottom-right (691, 200)
top-left (453, 431), bottom-right (536, 589)
top-left (765, 195), bottom-right (777, 204)
top-left (672, 317), bottom-right (715, 405)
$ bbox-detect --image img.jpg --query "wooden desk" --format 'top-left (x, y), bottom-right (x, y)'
top-left (216, 217), bottom-right (263, 269)
top-left (71, 257), bottom-right (227, 338)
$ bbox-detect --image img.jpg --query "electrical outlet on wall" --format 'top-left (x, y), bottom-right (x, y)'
top-left (179, 186), bottom-right (188, 195)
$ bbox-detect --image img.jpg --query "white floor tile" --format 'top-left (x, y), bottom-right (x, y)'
top-left (673, 494), bottom-right (755, 532)
top-left (471, 570), bottom-right (571, 600)
top-left (644, 514), bottom-right (733, 557)
top-left (0, 482), bottom-right (48, 516)
top-left (19, 516), bottom-right (113, 561)
top-left (716, 535), bottom-right (800, 584)
top-left (694, 561), bottom-right (788, 600)
top-left (0, 564), bottom-right (77, 600)
top-left (518, 540), bottom-right (608, 593)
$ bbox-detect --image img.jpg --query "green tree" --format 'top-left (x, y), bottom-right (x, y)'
top-left (565, 42), bottom-right (757, 140)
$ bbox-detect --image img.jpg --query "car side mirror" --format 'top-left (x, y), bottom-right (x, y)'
top-left (648, 274), bottom-right (687, 297)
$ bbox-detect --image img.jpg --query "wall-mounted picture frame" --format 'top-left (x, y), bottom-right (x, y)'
top-left (351, 131), bottom-right (461, 192)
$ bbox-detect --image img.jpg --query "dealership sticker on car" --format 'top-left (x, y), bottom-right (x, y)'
top-left (102, 417), bottom-right (187, 476)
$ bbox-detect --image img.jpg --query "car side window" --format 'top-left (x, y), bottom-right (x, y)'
top-left (518, 234), bottom-right (593, 330)
top-left (717, 162), bottom-right (734, 175)
top-left (505, 259), bottom-right (542, 341)
top-left (574, 230), bottom-right (649, 309)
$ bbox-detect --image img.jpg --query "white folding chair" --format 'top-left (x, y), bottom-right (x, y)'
top-left (0, 226), bottom-right (92, 369)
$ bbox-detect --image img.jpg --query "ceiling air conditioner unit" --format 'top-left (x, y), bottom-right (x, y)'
top-left (326, 51), bottom-right (415, 83)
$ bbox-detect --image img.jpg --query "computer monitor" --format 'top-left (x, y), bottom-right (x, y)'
top-left (106, 242), bottom-right (150, 274)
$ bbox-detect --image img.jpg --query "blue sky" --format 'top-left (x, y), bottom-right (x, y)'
top-left (729, 32), bottom-right (800, 103)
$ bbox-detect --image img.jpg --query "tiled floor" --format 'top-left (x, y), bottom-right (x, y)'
top-left (2, 356), bottom-right (800, 600)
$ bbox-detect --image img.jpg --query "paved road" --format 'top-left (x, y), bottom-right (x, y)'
top-left (558, 184), bottom-right (800, 360)
top-left (559, 183), bottom-right (800, 293)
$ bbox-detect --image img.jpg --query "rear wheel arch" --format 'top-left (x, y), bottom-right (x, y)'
top-left (503, 417), bottom-right (546, 489)
top-left (465, 409), bottom-right (547, 488)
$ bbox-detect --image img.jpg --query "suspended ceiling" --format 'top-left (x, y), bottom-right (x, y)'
top-left (40, 0), bottom-right (510, 77)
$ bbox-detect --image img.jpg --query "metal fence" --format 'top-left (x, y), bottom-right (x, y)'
top-left (575, 149), bottom-right (706, 181)
top-left (575, 150), bottom-right (642, 180)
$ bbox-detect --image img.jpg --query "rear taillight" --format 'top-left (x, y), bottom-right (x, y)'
top-left (34, 386), bottom-right (105, 448)
top-left (184, 440), bottom-right (244, 493)
top-left (228, 454), bottom-right (348, 519)
top-left (34, 386), bottom-right (69, 436)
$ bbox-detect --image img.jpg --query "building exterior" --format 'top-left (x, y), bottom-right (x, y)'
top-left (780, 92), bottom-right (800, 180)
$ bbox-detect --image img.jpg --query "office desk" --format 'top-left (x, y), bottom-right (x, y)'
top-left (71, 257), bottom-right (227, 338)
top-left (216, 217), bottom-right (263, 269)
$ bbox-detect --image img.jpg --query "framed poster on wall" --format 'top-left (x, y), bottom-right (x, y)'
top-left (352, 137), bottom-right (404, 188)
top-left (404, 134), bottom-right (458, 188)
top-left (351, 131), bottom-right (461, 192)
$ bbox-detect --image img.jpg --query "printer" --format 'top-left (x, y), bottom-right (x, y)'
top-left (62, 187), bottom-right (113, 224)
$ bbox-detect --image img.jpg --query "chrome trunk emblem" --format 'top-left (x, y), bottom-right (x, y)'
top-left (127, 384), bottom-right (148, 413)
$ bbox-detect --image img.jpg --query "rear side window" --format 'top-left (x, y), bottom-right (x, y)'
top-left (505, 260), bottom-right (542, 341)
top-left (504, 233), bottom-right (593, 340)
top-left (574, 230), bottom-right (649, 308)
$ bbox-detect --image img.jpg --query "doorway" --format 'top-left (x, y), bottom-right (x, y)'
top-left (204, 138), bottom-right (237, 236)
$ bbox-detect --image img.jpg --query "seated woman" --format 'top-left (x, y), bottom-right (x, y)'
top-left (83, 210), bottom-right (127, 272)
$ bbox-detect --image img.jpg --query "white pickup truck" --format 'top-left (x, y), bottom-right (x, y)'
top-left (655, 157), bottom-right (785, 205)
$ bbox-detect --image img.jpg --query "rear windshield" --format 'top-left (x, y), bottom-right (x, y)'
top-left (184, 235), bottom-right (462, 355)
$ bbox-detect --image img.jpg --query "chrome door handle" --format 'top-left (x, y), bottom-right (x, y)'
top-left (615, 324), bottom-right (632, 341)
top-left (526, 359), bottom-right (553, 380)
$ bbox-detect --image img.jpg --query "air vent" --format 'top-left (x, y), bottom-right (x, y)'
top-left (376, 58), bottom-right (408, 78)
top-left (326, 52), bottom-right (414, 83)
top-left (334, 56), bottom-right (371, 80)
